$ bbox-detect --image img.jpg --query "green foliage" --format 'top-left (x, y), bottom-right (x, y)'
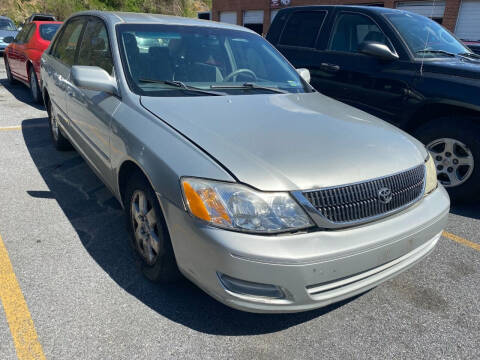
top-left (2, 0), bottom-right (211, 23)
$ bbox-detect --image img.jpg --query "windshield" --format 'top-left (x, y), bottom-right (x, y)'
top-left (117, 24), bottom-right (308, 96)
top-left (0, 19), bottom-right (16, 31)
top-left (39, 24), bottom-right (61, 41)
top-left (386, 12), bottom-right (470, 58)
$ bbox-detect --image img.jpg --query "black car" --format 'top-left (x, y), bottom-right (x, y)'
top-left (25, 13), bottom-right (57, 23)
top-left (464, 41), bottom-right (480, 55)
top-left (267, 6), bottom-right (480, 202)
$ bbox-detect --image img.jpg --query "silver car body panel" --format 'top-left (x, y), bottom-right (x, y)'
top-left (140, 93), bottom-right (427, 192)
top-left (40, 11), bottom-right (450, 313)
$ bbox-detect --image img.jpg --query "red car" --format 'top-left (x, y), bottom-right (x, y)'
top-left (4, 21), bottom-right (62, 103)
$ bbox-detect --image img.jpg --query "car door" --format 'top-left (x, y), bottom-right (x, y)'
top-left (68, 17), bottom-right (120, 184)
top-left (8, 24), bottom-right (30, 75)
top-left (15, 24), bottom-right (36, 81)
top-left (315, 11), bottom-right (412, 123)
top-left (46, 17), bottom-right (86, 128)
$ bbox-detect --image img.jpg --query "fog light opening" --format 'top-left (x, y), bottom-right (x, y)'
top-left (217, 273), bottom-right (285, 299)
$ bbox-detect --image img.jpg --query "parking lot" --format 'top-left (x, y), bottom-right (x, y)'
top-left (0, 58), bottom-right (479, 359)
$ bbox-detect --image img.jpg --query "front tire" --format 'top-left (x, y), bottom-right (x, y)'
top-left (4, 56), bottom-right (16, 84)
top-left (125, 173), bottom-right (180, 282)
top-left (47, 98), bottom-right (71, 151)
top-left (29, 67), bottom-right (42, 104)
top-left (414, 117), bottom-right (480, 203)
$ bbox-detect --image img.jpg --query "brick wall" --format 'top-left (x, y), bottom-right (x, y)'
top-left (212, 0), bottom-right (462, 33)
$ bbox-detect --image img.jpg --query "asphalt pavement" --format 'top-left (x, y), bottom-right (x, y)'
top-left (0, 59), bottom-right (479, 360)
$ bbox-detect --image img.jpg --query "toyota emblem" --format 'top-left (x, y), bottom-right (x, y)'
top-left (378, 187), bottom-right (392, 204)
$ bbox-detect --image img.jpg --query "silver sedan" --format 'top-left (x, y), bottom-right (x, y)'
top-left (40, 11), bottom-right (449, 313)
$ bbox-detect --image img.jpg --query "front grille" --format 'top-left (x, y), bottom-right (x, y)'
top-left (303, 165), bottom-right (425, 225)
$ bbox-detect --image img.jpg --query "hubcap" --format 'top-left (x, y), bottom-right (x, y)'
top-left (427, 138), bottom-right (474, 187)
top-left (131, 190), bottom-right (161, 265)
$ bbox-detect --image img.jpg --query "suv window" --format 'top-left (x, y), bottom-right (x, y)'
top-left (52, 19), bottom-right (85, 66)
top-left (330, 13), bottom-right (390, 53)
top-left (279, 11), bottom-right (326, 48)
top-left (77, 18), bottom-right (114, 74)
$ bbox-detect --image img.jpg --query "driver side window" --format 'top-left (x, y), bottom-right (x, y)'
top-left (329, 13), bottom-right (391, 53)
top-left (14, 24), bottom-right (31, 44)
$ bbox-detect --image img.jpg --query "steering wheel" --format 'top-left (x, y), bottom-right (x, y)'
top-left (223, 68), bottom-right (257, 82)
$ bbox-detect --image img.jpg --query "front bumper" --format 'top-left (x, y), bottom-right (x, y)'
top-left (160, 186), bottom-right (450, 313)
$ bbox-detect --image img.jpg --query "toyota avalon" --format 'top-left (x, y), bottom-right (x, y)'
top-left (40, 11), bottom-right (450, 313)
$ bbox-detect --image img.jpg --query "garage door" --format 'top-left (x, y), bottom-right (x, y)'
top-left (243, 10), bottom-right (264, 24)
top-left (455, 0), bottom-right (480, 40)
top-left (396, 1), bottom-right (446, 18)
top-left (219, 11), bottom-right (237, 25)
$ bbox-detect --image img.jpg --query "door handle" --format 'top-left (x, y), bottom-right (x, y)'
top-left (321, 63), bottom-right (340, 72)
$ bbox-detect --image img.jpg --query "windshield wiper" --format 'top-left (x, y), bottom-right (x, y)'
top-left (210, 82), bottom-right (288, 94)
top-left (138, 79), bottom-right (226, 96)
top-left (415, 49), bottom-right (456, 57)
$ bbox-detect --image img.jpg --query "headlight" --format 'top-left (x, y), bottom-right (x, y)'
top-left (424, 154), bottom-right (438, 195)
top-left (181, 177), bottom-right (314, 233)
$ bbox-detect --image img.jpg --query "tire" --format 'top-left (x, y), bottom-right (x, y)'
top-left (414, 117), bottom-right (480, 203)
top-left (29, 67), bottom-right (42, 104)
top-left (125, 173), bottom-right (180, 282)
top-left (4, 56), bottom-right (17, 85)
top-left (47, 98), bottom-right (71, 151)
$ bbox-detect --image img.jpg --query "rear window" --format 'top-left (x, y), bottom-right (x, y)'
top-left (39, 24), bottom-right (61, 41)
top-left (279, 11), bottom-right (327, 48)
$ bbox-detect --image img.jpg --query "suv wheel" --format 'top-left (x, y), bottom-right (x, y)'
top-left (125, 173), bottom-right (180, 282)
top-left (47, 99), bottom-right (71, 151)
top-left (4, 56), bottom-right (16, 84)
top-left (29, 67), bottom-right (42, 104)
top-left (414, 117), bottom-right (480, 203)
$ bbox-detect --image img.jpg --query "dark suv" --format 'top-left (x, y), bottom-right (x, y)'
top-left (267, 6), bottom-right (480, 202)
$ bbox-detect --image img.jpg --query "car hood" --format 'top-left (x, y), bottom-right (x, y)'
top-left (421, 56), bottom-right (480, 79)
top-left (0, 30), bottom-right (18, 39)
top-left (140, 93), bottom-right (427, 191)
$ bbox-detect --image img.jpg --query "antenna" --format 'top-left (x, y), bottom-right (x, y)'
top-left (420, 0), bottom-right (437, 75)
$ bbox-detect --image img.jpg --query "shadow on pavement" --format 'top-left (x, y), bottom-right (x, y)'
top-left (450, 203), bottom-right (480, 220)
top-left (0, 76), bottom-right (45, 111)
top-left (21, 116), bottom-right (357, 336)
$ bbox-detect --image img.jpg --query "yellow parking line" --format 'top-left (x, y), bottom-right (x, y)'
top-left (0, 125), bottom-right (22, 131)
top-left (443, 231), bottom-right (480, 251)
top-left (0, 124), bottom-right (48, 131)
top-left (0, 234), bottom-right (46, 360)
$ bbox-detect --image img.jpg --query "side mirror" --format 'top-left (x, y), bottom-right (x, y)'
top-left (71, 66), bottom-right (118, 96)
top-left (296, 68), bottom-right (311, 83)
top-left (3, 36), bottom-right (14, 44)
top-left (358, 42), bottom-right (399, 61)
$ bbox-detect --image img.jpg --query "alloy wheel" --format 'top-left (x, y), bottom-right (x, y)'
top-left (427, 137), bottom-right (474, 187)
top-left (130, 190), bottom-right (161, 265)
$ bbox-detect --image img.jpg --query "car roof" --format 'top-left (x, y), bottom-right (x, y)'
top-left (0, 16), bottom-right (14, 21)
top-left (68, 10), bottom-right (254, 33)
top-left (277, 5), bottom-right (406, 15)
